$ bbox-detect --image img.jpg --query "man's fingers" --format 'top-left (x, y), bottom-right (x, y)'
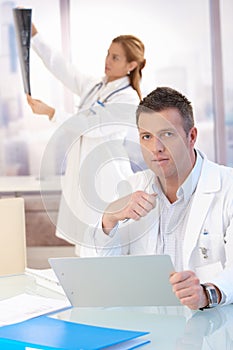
top-left (141, 192), bottom-right (157, 206)
top-left (137, 196), bottom-right (156, 213)
top-left (105, 190), bottom-right (157, 223)
top-left (170, 270), bottom-right (193, 284)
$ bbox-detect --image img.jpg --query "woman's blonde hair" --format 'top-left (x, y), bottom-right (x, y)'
top-left (112, 35), bottom-right (146, 101)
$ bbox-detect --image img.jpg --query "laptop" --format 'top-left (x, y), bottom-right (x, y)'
top-left (49, 255), bottom-right (180, 307)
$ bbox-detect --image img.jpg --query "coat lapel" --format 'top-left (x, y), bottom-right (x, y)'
top-left (183, 157), bottom-right (221, 269)
top-left (183, 192), bottom-right (214, 269)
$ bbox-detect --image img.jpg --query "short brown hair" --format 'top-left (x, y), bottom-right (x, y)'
top-left (136, 86), bottom-right (194, 135)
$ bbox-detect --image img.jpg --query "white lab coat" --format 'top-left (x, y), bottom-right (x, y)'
top-left (32, 34), bottom-right (144, 248)
top-left (81, 151), bottom-right (233, 305)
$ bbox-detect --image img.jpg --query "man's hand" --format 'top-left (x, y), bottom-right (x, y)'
top-left (169, 271), bottom-right (209, 310)
top-left (102, 191), bottom-right (157, 234)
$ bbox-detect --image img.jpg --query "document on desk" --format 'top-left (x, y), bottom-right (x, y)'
top-left (25, 267), bottom-right (65, 295)
top-left (0, 293), bottom-right (70, 326)
top-left (0, 315), bottom-right (150, 350)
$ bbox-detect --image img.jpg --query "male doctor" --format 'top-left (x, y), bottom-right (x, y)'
top-left (81, 87), bottom-right (233, 310)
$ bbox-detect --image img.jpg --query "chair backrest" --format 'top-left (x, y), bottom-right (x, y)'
top-left (0, 197), bottom-right (26, 276)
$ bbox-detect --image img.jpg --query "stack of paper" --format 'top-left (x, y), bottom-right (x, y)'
top-left (0, 293), bottom-right (70, 327)
top-left (0, 315), bottom-right (150, 349)
top-left (25, 268), bottom-right (65, 295)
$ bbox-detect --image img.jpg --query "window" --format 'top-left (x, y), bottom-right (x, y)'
top-left (70, 0), bottom-right (215, 160)
top-left (0, 0), bottom-right (232, 177)
top-left (221, 0), bottom-right (233, 166)
top-left (0, 0), bottom-right (63, 176)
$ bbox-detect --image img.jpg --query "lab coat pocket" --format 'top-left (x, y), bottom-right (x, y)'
top-left (197, 230), bottom-right (225, 264)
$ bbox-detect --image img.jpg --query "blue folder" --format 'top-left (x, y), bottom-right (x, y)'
top-left (0, 315), bottom-right (150, 350)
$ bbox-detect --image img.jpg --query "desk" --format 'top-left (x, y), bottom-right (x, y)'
top-left (1, 274), bottom-right (233, 349)
top-left (0, 176), bottom-right (61, 196)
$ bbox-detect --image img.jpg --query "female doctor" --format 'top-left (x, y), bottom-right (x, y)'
top-left (27, 23), bottom-right (146, 253)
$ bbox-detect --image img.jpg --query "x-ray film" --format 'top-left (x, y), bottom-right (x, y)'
top-left (13, 8), bottom-right (32, 95)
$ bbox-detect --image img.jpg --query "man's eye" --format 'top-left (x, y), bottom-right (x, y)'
top-left (160, 132), bottom-right (174, 139)
top-left (142, 134), bottom-right (151, 140)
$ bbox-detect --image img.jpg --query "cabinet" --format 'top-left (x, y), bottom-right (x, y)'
top-left (24, 194), bottom-right (70, 247)
top-left (0, 176), bottom-right (75, 268)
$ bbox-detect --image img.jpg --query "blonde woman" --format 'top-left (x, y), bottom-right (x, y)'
top-left (27, 24), bottom-right (146, 253)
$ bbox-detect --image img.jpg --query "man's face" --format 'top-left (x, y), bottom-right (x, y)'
top-left (138, 108), bottom-right (197, 185)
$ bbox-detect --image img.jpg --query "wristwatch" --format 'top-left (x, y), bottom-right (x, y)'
top-left (201, 283), bottom-right (219, 309)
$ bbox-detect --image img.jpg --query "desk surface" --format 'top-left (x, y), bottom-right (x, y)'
top-left (1, 274), bottom-right (233, 349)
top-left (0, 176), bottom-right (61, 195)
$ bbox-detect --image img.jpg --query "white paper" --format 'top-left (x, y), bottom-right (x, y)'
top-left (0, 293), bottom-right (70, 326)
top-left (24, 339), bottom-right (149, 350)
top-left (25, 267), bottom-right (65, 295)
top-left (104, 338), bottom-right (150, 349)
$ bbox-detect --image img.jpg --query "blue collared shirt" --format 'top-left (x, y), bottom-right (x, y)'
top-left (152, 150), bottom-right (204, 271)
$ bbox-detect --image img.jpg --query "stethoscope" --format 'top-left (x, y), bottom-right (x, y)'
top-left (78, 81), bottom-right (131, 112)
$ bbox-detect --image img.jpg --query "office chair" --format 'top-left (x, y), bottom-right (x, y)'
top-left (0, 197), bottom-right (26, 276)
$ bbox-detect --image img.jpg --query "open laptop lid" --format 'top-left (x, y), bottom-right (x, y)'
top-left (49, 255), bottom-right (180, 307)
